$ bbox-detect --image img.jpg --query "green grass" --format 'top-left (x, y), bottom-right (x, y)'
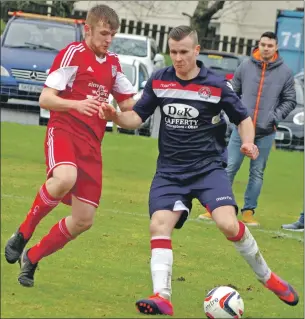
top-left (163, 54), bottom-right (172, 66)
top-left (1, 19), bottom-right (6, 34)
top-left (1, 122), bottom-right (304, 318)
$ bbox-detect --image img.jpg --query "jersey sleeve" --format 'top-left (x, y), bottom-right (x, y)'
top-left (133, 76), bottom-right (159, 122)
top-left (111, 58), bottom-right (137, 103)
top-left (220, 80), bottom-right (249, 125)
top-left (44, 43), bottom-right (82, 91)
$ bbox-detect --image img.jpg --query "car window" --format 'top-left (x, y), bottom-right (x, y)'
top-left (139, 63), bottom-right (149, 89)
top-left (295, 79), bottom-right (304, 105)
top-left (197, 53), bottom-right (239, 72)
top-left (109, 37), bottom-right (147, 57)
top-left (121, 63), bottom-right (136, 86)
top-left (4, 20), bottom-right (75, 51)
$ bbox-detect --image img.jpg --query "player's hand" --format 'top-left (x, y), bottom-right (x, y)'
top-left (99, 102), bottom-right (117, 120)
top-left (240, 143), bottom-right (259, 160)
top-left (75, 98), bottom-right (100, 117)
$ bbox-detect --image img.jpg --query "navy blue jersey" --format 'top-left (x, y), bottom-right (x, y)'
top-left (133, 61), bottom-right (248, 174)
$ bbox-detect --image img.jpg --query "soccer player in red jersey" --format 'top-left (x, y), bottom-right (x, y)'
top-left (5, 4), bottom-right (136, 287)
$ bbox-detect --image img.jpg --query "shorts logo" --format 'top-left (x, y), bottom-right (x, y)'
top-left (198, 86), bottom-right (211, 99)
top-left (216, 196), bottom-right (233, 201)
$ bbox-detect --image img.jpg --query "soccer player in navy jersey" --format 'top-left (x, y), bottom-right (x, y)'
top-left (5, 5), bottom-right (136, 287)
top-left (101, 26), bottom-right (299, 315)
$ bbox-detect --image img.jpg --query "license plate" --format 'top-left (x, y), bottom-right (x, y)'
top-left (275, 131), bottom-right (284, 140)
top-left (18, 83), bottom-right (43, 93)
top-left (40, 108), bottom-right (50, 119)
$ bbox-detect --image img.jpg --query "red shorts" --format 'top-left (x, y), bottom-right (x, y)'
top-left (44, 126), bottom-right (102, 207)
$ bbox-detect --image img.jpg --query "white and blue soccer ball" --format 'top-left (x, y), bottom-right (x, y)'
top-left (203, 286), bottom-right (244, 318)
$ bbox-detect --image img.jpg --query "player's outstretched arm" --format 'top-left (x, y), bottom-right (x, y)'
top-left (237, 116), bottom-right (254, 144)
top-left (117, 98), bottom-right (136, 112)
top-left (238, 117), bottom-right (259, 160)
top-left (40, 87), bottom-right (100, 116)
top-left (100, 103), bottom-right (142, 129)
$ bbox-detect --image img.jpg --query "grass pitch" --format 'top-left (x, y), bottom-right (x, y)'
top-left (1, 122), bottom-right (303, 318)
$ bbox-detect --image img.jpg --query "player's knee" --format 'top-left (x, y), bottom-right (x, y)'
top-left (57, 176), bottom-right (76, 193)
top-left (73, 217), bottom-right (93, 233)
top-left (213, 206), bottom-right (239, 237)
top-left (217, 219), bottom-right (239, 238)
top-left (53, 170), bottom-right (77, 193)
top-left (149, 214), bottom-right (173, 237)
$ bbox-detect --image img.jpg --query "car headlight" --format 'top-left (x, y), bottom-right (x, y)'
top-left (293, 112), bottom-right (304, 125)
top-left (1, 66), bottom-right (10, 76)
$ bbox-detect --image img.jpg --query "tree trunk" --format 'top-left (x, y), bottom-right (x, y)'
top-left (191, 1), bottom-right (225, 48)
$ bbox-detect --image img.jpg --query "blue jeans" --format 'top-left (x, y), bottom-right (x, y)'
top-left (226, 127), bottom-right (275, 212)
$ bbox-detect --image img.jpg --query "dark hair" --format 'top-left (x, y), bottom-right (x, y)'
top-left (260, 31), bottom-right (278, 43)
top-left (86, 4), bottom-right (120, 30)
top-left (168, 25), bottom-right (198, 45)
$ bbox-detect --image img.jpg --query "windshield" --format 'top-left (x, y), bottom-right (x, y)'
top-left (4, 20), bottom-right (76, 51)
top-left (197, 53), bottom-right (239, 72)
top-left (109, 37), bottom-right (147, 57)
top-left (121, 63), bottom-right (136, 86)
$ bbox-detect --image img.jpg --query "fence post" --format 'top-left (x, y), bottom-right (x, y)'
top-left (143, 23), bottom-right (150, 36)
top-left (246, 39), bottom-right (254, 56)
top-left (151, 24), bottom-right (158, 41)
top-left (238, 38), bottom-right (245, 55)
top-left (222, 36), bottom-right (229, 52)
top-left (230, 37), bottom-right (237, 54)
top-left (120, 19), bottom-right (126, 33)
top-left (158, 25), bottom-right (166, 53)
top-left (136, 21), bottom-right (142, 35)
top-left (127, 20), bottom-right (134, 34)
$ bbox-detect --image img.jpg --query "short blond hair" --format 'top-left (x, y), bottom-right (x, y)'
top-left (86, 4), bottom-right (120, 30)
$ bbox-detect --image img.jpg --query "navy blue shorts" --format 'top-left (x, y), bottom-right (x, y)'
top-left (149, 168), bottom-right (237, 229)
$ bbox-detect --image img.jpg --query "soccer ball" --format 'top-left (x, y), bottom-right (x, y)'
top-left (203, 286), bottom-right (244, 318)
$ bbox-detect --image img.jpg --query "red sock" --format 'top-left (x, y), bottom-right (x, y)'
top-left (227, 221), bottom-right (245, 242)
top-left (19, 183), bottom-right (61, 240)
top-left (28, 218), bottom-right (73, 264)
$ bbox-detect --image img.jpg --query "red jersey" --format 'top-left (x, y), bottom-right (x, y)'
top-left (44, 41), bottom-right (136, 143)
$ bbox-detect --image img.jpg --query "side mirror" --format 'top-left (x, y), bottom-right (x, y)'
top-left (153, 53), bottom-right (164, 65)
top-left (140, 80), bottom-right (147, 89)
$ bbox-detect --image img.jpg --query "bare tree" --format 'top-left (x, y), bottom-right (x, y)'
top-left (118, 1), bottom-right (165, 22)
top-left (182, 1), bottom-right (225, 46)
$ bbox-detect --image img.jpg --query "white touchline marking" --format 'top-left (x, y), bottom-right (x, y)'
top-left (1, 194), bottom-right (303, 242)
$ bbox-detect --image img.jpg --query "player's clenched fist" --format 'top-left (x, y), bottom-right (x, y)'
top-left (75, 98), bottom-right (101, 117)
top-left (240, 143), bottom-right (259, 160)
